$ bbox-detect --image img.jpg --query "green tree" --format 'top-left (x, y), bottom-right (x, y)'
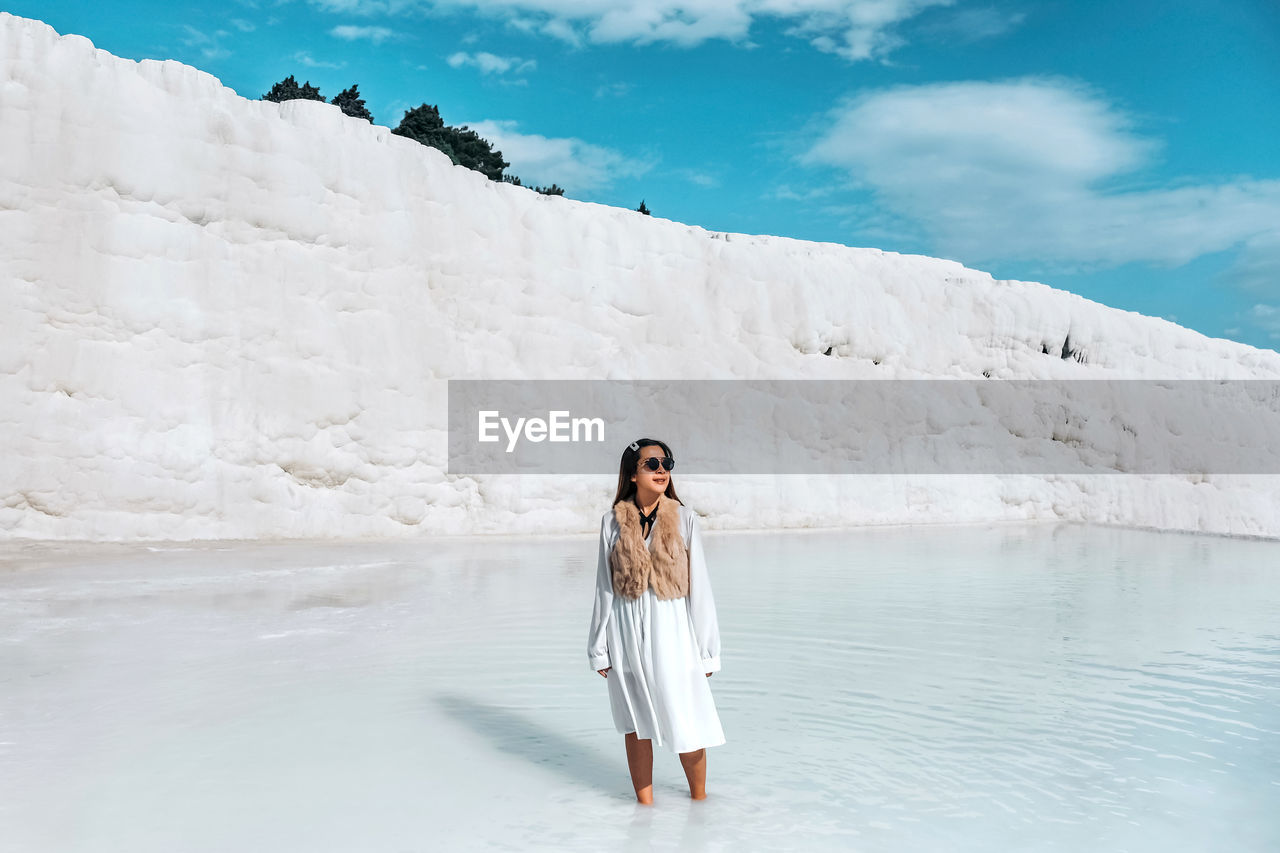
top-left (394, 105), bottom-right (509, 181)
top-left (330, 84), bottom-right (373, 122)
top-left (393, 104), bottom-right (459, 165)
top-left (446, 125), bottom-right (508, 181)
top-left (637, 199), bottom-right (651, 215)
top-left (501, 175), bottom-right (566, 196)
top-left (262, 75), bottom-right (325, 102)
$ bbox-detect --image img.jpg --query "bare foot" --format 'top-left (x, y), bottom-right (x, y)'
top-left (636, 785), bottom-right (654, 805)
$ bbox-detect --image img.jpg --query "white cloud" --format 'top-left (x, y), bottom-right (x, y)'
top-left (464, 119), bottom-right (652, 191)
top-left (331, 24), bottom-right (397, 43)
top-left (774, 0), bottom-right (951, 61)
top-left (180, 25), bottom-right (232, 60)
top-left (539, 16), bottom-right (582, 46)
top-left (769, 183), bottom-right (838, 202)
top-left (594, 81), bottom-right (633, 99)
top-left (1220, 230), bottom-right (1280, 296)
top-left (446, 51), bottom-right (537, 75)
top-left (683, 170), bottom-right (719, 188)
top-left (230, 19), bottom-right (257, 32)
top-left (800, 77), bottom-right (1280, 270)
top-left (305, 0), bottom-right (961, 61)
top-left (586, 1), bottom-right (754, 47)
top-left (292, 51), bottom-right (347, 69)
top-left (912, 6), bottom-right (1025, 43)
top-left (309, 0), bottom-right (405, 13)
top-left (1248, 304), bottom-right (1280, 340)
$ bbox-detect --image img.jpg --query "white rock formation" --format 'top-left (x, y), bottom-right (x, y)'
top-left (2, 13), bottom-right (1278, 541)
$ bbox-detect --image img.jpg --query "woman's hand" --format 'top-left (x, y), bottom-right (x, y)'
top-left (706, 672), bottom-right (713, 678)
top-left (597, 667), bottom-right (610, 678)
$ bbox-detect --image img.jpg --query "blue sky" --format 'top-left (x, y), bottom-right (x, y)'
top-left (11, 0), bottom-right (1280, 352)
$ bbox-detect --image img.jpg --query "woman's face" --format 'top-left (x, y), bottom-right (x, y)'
top-left (631, 444), bottom-right (670, 493)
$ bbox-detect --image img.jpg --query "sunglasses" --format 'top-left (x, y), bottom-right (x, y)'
top-left (639, 456), bottom-right (675, 472)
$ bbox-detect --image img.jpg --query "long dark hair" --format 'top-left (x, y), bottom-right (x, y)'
top-left (612, 437), bottom-right (683, 507)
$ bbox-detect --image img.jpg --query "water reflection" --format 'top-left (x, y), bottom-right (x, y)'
top-left (1, 522), bottom-right (1277, 852)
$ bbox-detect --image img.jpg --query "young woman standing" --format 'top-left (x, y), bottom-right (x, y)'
top-left (587, 438), bottom-right (726, 804)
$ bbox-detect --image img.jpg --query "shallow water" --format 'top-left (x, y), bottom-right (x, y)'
top-left (1, 522), bottom-right (1277, 852)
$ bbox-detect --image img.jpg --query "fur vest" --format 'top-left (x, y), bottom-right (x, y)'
top-left (609, 494), bottom-right (690, 600)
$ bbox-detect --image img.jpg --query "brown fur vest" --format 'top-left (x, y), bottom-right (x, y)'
top-left (609, 494), bottom-right (690, 600)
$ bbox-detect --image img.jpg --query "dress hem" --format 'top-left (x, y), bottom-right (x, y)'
top-left (614, 726), bottom-right (727, 754)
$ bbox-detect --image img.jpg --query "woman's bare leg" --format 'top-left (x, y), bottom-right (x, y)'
top-left (679, 747), bottom-right (707, 799)
top-left (624, 731), bottom-right (654, 804)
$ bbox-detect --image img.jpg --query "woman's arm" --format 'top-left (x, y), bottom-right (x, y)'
top-left (587, 513), bottom-right (614, 671)
top-left (686, 512), bottom-right (722, 673)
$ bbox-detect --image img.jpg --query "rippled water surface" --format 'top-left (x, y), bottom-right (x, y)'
top-left (2, 522), bottom-right (1277, 852)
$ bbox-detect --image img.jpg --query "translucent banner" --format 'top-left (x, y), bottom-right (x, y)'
top-left (446, 380), bottom-right (1280, 475)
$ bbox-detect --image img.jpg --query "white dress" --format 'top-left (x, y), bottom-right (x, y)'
top-left (587, 502), bottom-right (726, 754)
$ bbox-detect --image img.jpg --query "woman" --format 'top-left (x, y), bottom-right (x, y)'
top-left (587, 438), bottom-right (726, 804)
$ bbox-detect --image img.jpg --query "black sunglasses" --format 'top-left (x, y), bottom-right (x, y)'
top-left (639, 456), bottom-right (675, 472)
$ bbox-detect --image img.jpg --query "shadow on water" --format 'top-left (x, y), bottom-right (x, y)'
top-left (433, 694), bottom-right (720, 850)
top-left (433, 693), bottom-right (622, 793)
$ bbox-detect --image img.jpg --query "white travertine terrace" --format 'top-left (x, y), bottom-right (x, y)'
top-left (3, 13), bottom-right (1279, 542)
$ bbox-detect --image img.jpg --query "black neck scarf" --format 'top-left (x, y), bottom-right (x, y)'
top-left (635, 499), bottom-right (659, 539)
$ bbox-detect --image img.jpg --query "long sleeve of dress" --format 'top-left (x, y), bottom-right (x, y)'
top-left (587, 513), bottom-right (614, 671)
top-left (685, 512), bottom-right (722, 673)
